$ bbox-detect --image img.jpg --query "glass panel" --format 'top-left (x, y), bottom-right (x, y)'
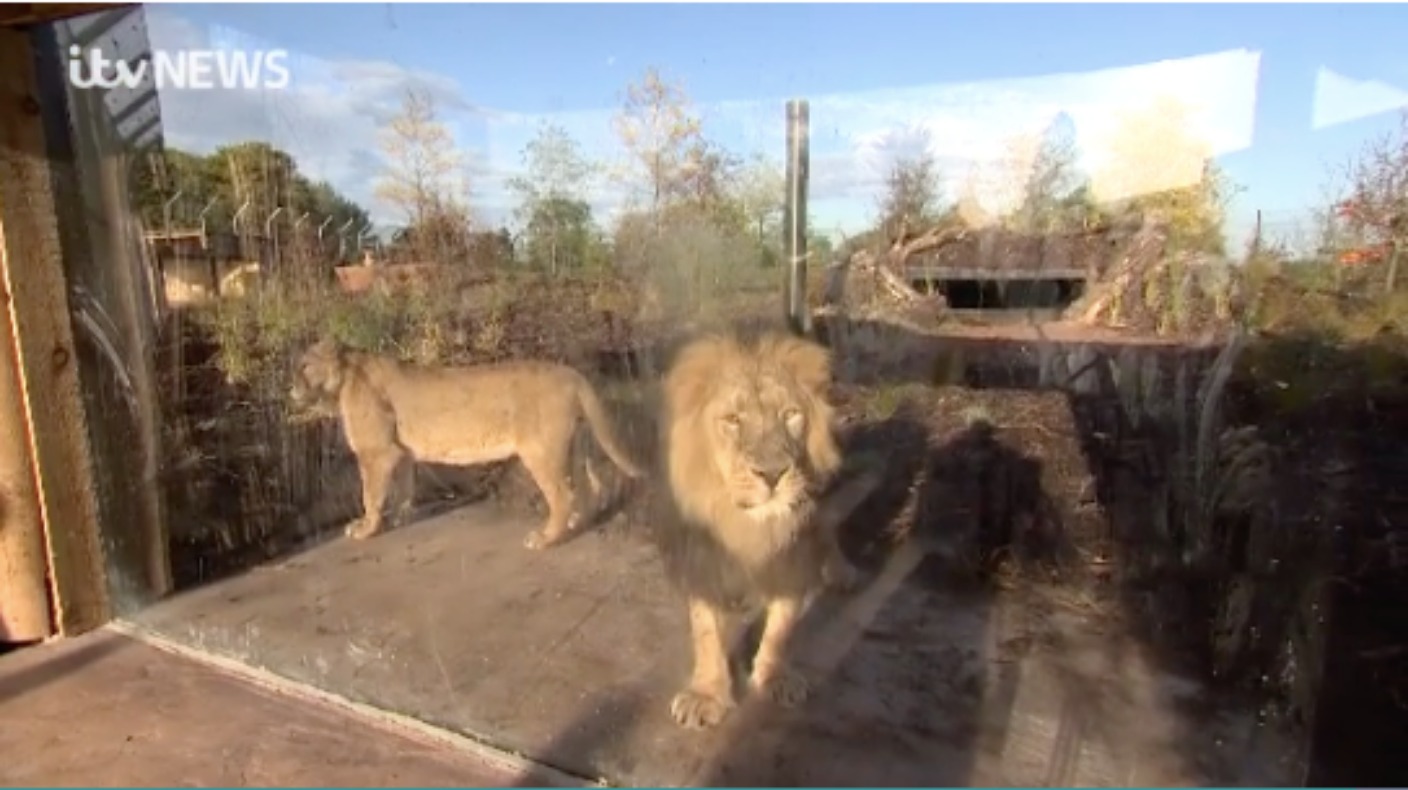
top-left (28, 3), bottom-right (1408, 785)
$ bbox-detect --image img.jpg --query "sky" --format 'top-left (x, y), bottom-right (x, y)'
top-left (111, 2), bottom-right (1408, 251)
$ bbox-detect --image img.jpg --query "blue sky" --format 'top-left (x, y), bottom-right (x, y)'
top-left (136, 2), bottom-right (1408, 250)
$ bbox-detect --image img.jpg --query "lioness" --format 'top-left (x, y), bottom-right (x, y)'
top-left (289, 338), bottom-right (644, 550)
top-left (654, 330), bottom-right (882, 730)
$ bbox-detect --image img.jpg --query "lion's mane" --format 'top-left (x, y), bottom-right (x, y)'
top-left (654, 330), bottom-right (844, 608)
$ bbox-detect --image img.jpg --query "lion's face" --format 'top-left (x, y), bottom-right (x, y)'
top-left (665, 333), bottom-right (842, 527)
top-left (705, 375), bottom-right (816, 517)
top-left (288, 339), bottom-right (345, 410)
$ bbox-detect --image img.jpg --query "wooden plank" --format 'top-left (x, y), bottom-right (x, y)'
top-left (0, 271), bottom-right (54, 642)
top-left (0, 27), bottom-right (110, 635)
top-left (0, 3), bottom-right (130, 29)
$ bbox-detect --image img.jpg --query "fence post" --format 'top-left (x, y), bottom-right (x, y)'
top-left (265, 206), bottom-right (284, 273)
top-left (1387, 239), bottom-right (1400, 293)
top-left (784, 99), bottom-right (810, 336)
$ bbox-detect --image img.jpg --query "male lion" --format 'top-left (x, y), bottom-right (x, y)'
top-left (655, 330), bottom-right (882, 730)
top-left (288, 338), bottom-right (644, 550)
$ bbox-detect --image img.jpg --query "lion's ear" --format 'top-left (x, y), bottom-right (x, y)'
top-left (768, 335), bottom-right (832, 394)
top-left (665, 335), bottom-right (736, 417)
top-left (309, 336), bottom-right (341, 356)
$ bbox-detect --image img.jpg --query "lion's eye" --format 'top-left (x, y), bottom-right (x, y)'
top-left (781, 408), bottom-right (805, 438)
top-left (720, 414), bottom-right (742, 432)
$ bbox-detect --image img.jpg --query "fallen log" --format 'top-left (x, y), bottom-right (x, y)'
top-left (1067, 219), bottom-right (1169, 325)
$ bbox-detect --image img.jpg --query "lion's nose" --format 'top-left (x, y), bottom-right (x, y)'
top-left (754, 465), bottom-right (786, 490)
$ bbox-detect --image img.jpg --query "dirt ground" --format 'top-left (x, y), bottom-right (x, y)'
top-left (124, 384), bottom-right (1302, 787)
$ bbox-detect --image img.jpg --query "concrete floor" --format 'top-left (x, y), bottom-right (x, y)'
top-left (0, 628), bottom-right (564, 787)
top-left (122, 501), bottom-right (1303, 787)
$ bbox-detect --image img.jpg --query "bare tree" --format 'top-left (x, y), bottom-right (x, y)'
top-left (1009, 113), bottom-right (1084, 234)
top-left (871, 125), bottom-right (945, 240)
top-left (678, 137), bottom-right (742, 222)
top-left (1333, 112), bottom-right (1408, 290)
top-left (376, 87), bottom-right (465, 231)
top-left (375, 88), bottom-right (472, 264)
top-left (612, 67), bottom-right (702, 225)
top-left (878, 152), bottom-right (942, 240)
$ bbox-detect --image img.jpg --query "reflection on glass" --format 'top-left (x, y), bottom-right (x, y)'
top-left (17, 3), bottom-right (1407, 787)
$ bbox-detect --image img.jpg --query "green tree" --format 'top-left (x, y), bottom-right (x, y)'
top-left (522, 196), bottom-right (608, 273)
top-left (733, 153), bottom-right (786, 249)
top-left (134, 148), bottom-right (218, 227)
top-left (133, 142), bottom-right (369, 268)
top-left (508, 123), bottom-right (603, 274)
top-left (209, 142), bottom-right (296, 233)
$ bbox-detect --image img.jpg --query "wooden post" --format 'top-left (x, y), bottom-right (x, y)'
top-left (0, 26), bottom-right (111, 635)
top-left (784, 99), bottom-right (810, 336)
top-left (1250, 208), bottom-right (1262, 260)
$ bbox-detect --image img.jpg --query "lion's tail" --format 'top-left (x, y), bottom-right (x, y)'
top-left (575, 380), bottom-right (645, 479)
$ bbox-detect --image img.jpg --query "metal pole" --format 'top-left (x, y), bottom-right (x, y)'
top-left (357, 223), bottom-right (373, 263)
top-left (783, 99), bottom-right (810, 336)
top-left (265, 206), bottom-right (285, 272)
top-left (293, 212), bottom-right (309, 262)
top-left (197, 197), bottom-right (216, 248)
top-left (232, 200), bottom-right (250, 234)
top-left (337, 218), bottom-right (356, 262)
top-left (232, 200), bottom-right (252, 262)
top-left (161, 189), bottom-right (183, 238)
top-left (264, 206), bottom-right (284, 238)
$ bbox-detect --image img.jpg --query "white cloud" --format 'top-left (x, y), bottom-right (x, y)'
top-left (144, 6), bottom-right (1262, 240)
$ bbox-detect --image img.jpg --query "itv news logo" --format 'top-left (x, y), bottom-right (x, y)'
top-left (67, 45), bottom-right (291, 91)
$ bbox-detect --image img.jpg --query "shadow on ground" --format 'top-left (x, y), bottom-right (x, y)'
top-left (512, 403), bottom-right (1049, 786)
top-left (506, 333), bottom-right (1275, 785)
top-left (810, 313), bottom-right (1408, 786)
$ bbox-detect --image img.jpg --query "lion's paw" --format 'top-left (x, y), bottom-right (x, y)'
top-left (523, 529), bottom-right (561, 551)
top-left (345, 518), bottom-right (381, 541)
top-left (669, 688), bottom-right (734, 730)
top-left (750, 664), bottom-right (811, 708)
top-left (823, 558), bottom-right (863, 593)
